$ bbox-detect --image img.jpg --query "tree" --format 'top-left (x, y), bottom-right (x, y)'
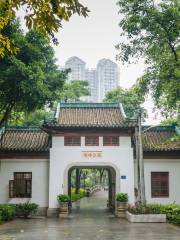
top-left (104, 86), bottom-right (146, 119)
top-left (59, 80), bottom-right (90, 102)
top-left (0, 0), bottom-right (89, 57)
top-left (116, 0), bottom-right (180, 116)
top-left (0, 19), bottom-right (67, 127)
top-left (160, 117), bottom-right (180, 126)
top-left (8, 109), bottom-right (54, 126)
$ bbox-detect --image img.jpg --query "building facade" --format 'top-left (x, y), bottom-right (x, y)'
top-left (65, 56), bottom-right (86, 81)
top-left (0, 103), bottom-right (179, 216)
top-left (84, 69), bottom-right (98, 102)
top-left (64, 57), bottom-right (119, 102)
top-left (97, 59), bottom-right (119, 102)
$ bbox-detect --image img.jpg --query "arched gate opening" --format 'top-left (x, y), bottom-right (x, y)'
top-left (67, 165), bottom-right (117, 214)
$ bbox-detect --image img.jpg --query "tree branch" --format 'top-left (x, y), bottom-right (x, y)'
top-left (0, 103), bottom-right (14, 127)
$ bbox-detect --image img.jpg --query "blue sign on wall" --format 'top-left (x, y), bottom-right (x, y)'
top-left (121, 175), bottom-right (127, 179)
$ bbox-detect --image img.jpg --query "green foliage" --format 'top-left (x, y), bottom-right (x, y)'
top-left (116, 193), bottom-right (128, 202)
top-left (0, 0), bottom-right (89, 56)
top-left (0, 204), bottom-right (16, 222)
top-left (161, 204), bottom-right (180, 224)
top-left (85, 178), bottom-right (94, 188)
top-left (57, 194), bottom-right (70, 203)
top-left (71, 188), bottom-right (86, 202)
top-left (59, 80), bottom-right (90, 102)
top-left (0, 203), bottom-right (38, 222)
top-left (15, 203), bottom-right (38, 218)
top-left (160, 118), bottom-right (180, 126)
top-left (160, 119), bottom-right (180, 142)
top-left (8, 109), bottom-right (54, 126)
top-left (116, 0), bottom-right (180, 116)
top-left (0, 19), bottom-right (67, 127)
top-left (104, 86), bottom-right (146, 119)
top-left (128, 203), bottom-right (180, 224)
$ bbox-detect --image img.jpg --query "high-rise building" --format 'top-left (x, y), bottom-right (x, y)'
top-left (85, 69), bottom-right (98, 102)
top-left (97, 59), bottom-right (119, 102)
top-left (65, 56), bottom-right (86, 81)
top-left (63, 57), bottom-right (119, 102)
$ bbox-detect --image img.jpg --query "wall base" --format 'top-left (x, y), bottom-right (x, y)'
top-left (47, 208), bottom-right (59, 217)
top-left (36, 207), bottom-right (48, 216)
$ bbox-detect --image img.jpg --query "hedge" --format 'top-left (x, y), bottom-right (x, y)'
top-left (0, 203), bottom-right (38, 223)
top-left (128, 203), bottom-right (180, 224)
top-left (71, 188), bottom-right (87, 202)
top-left (0, 204), bottom-right (16, 222)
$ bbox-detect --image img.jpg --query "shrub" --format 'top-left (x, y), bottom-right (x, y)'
top-left (128, 203), bottom-right (162, 215)
top-left (0, 204), bottom-right (16, 221)
top-left (128, 203), bottom-right (180, 224)
top-left (116, 193), bottom-right (128, 202)
top-left (15, 203), bottom-right (38, 218)
top-left (71, 193), bottom-right (81, 202)
top-left (57, 194), bottom-right (70, 203)
top-left (158, 204), bottom-right (180, 224)
top-left (70, 188), bottom-right (87, 202)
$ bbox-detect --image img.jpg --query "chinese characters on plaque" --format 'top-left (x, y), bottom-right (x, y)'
top-left (82, 151), bottom-right (102, 158)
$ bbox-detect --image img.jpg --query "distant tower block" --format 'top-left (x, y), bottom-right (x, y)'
top-left (97, 59), bottom-right (119, 102)
top-left (63, 57), bottom-right (120, 103)
top-left (65, 56), bottom-right (86, 81)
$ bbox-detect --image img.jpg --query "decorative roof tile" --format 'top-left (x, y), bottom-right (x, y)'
top-left (0, 125), bottom-right (179, 154)
top-left (142, 126), bottom-right (180, 152)
top-left (44, 102), bottom-right (137, 129)
top-left (0, 127), bottom-right (50, 152)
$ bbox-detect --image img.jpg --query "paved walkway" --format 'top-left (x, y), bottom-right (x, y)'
top-left (0, 191), bottom-right (180, 240)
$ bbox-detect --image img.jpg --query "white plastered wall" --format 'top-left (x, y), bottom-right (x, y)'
top-left (0, 159), bottom-right (49, 207)
top-left (144, 159), bottom-right (180, 204)
top-left (49, 136), bottom-right (135, 209)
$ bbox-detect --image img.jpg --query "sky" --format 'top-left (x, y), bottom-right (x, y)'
top-left (18, 0), bottom-right (164, 124)
top-left (53, 0), bottom-right (146, 89)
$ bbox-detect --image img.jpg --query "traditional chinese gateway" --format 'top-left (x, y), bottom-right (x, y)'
top-left (0, 103), bottom-right (180, 216)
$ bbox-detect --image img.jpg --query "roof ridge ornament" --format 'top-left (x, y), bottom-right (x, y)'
top-left (6, 126), bottom-right (40, 130)
top-left (119, 103), bottom-right (127, 119)
top-left (59, 102), bottom-right (120, 108)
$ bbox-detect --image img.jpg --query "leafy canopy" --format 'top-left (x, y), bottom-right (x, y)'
top-left (8, 109), bottom-right (54, 126)
top-left (0, 19), bottom-right (67, 126)
top-left (0, 0), bottom-right (89, 56)
top-left (104, 86), bottom-right (146, 119)
top-left (59, 80), bottom-right (90, 102)
top-left (116, 0), bottom-right (180, 117)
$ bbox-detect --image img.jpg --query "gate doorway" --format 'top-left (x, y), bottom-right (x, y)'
top-left (67, 166), bottom-right (116, 214)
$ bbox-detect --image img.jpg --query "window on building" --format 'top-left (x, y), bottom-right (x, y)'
top-left (9, 172), bottom-right (32, 198)
top-left (151, 172), bottom-right (169, 198)
top-left (103, 136), bottom-right (119, 146)
top-left (64, 136), bottom-right (81, 146)
top-left (85, 136), bottom-right (99, 146)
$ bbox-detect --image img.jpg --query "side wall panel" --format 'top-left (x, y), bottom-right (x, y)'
top-left (144, 159), bottom-right (180, 204)
top-left (0, 159), bottom-right (49, 207)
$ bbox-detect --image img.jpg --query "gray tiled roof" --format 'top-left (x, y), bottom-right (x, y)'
top-left (0, 125), bottom-right (179, 154)
top-left (44, 103), bottom-right (137, 129)
top-left (0, 127), bottom-right (50, 152)
top-left (142, 126), bottom-right (180, 151)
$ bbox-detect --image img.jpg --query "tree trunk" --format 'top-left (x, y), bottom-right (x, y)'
top-left (75, 169), bottom-right (80, 194)
top-left (0, 104), bottom-right (14, 127)
top-left (135, 126), bottom-right (140, 202)
top-left (99, 169), bottom-right (104, 185)
top-left (138, 113), bottom-right (146, 204)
